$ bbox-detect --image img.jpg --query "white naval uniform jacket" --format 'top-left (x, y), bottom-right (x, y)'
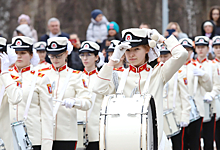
top-left (77, 68), bottom-right (104, 142)
top-left (163, 67), bottom-right (191, 124)
top-left (9, 65), bottom-right (53, 150)
top-left (92, 35), bottom-right (188, 149)
top-left (0, 71), bottom-right (22, 150)
top-left (39, 64), bottom-right (92, 141)
top-left (35, 60), bottom-right (51, 70)
top-left (194, 58), bottom-right (220, 114)
top-left (183, 60), bottom-right (212, 117)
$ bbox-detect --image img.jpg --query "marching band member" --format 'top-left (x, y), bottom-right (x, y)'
top-left (107, 40), bottom-right (126, 69)
top-left (78, 41), bottom-right (104, 150)
top-left (93, 28), bottom-right (188, 149)
top-left (159, 44), bottom-right (191, 149)
top-left (179, 38), bottom-right (212, 150)
top-left (193, 36), bottom-right (220, 150)
top-left (34, 41), bottom-right (51, 69)
top-left (39, 37), bottom-right (92, 150)
top-left (0, 37), bottom-right (22, 150)
top-left (9, 36), bottom-right (53, 150)
top-left (212, 36), bottom-right (220, 150)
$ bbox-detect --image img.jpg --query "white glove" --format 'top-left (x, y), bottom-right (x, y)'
top-left (204, 93), bottom-right (213, 103)
top-left (97, 52), bottom-right (105, 68)
top-left (180, 122), bottom-right (189, 127)
top-left (0, 52), bottom-right (10, 74)
top-left (193, 68), bottom-right (205, 77)
top-left (148, 29), bottom-right (163, 43)
top-left (110, 42), bottom-right (131, 63)
top-left (67, 40), bottom-right (73, 55)
top-left (62, 98), bottom-right (76, 109)
top-left (7, 46), bottom-right (17, 65)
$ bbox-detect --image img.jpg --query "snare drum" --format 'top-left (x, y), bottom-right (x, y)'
top-left (188, 96), bottom-right (200, 123)
top-left (203, 101), bottom-right (213, 122)
top-left (0, 138), bottom-right (5, 150)
top-left (11, 121), bottom-right (33, 150)
top-left (99, 94), bottom-right (158, 150)
top-left (163, 109), bottom-right (181, 138)
top-left (215, 95), bottom-right (220, 121)
top-left (76, 121), bottom-right (88, 150)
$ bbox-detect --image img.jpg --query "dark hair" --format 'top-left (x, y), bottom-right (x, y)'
top-left (209, 6), bottom-right (220, 26)
top-left (140, 23), bottom-right (150, 28)
top-left (141, 45), bottom-right (150, 62)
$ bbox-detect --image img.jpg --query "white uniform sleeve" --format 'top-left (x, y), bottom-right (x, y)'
top-left (161, 35), bottom-right (188, 84)
top-left (92, 64), bottom-right (116, 95)
top-left (73, 72), bottom-right (93, 111)
top-left (1, 73), bottom-right (22, 105)
top-left (178, 71), bottom-right (191, 123)
top-left (38, 75), bottom-right (53, 150)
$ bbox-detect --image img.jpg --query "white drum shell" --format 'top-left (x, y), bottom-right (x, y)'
top-left (99, 94), bottom-right (154, 150)
top-left (163, 110), bottom-right (181, 138)
top-left (11, 121), bottom-right (32, 150)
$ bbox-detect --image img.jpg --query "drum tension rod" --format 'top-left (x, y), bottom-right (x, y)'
top-left (127, 112), bottom-right (148, 116)
top-left (100, 113), bottom-right (120, 116)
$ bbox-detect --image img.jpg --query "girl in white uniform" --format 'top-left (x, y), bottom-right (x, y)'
top-left (0, 37), bottom-right (22, 150)
top-left (39, 37), bottom-right (92, 150)
top-left (179, 38), bottom-right (212, 150)
top-left (9, 36), bottom-right (54, 150)
top-left (212, 36), bottom-right (220, 150)
top-left (34, 42), bottom-right (51, 69)
top-left (194, 36), bottom-right (220, 150)
top-left (77, 41), bottom-right (104, 150)
top-left (92, 28), bottom-right (188, 149)
top-left (159, 44), bottom-right (191, 149)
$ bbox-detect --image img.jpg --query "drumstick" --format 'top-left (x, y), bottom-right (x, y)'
top-left (52, 99), bottom-right (81, 107)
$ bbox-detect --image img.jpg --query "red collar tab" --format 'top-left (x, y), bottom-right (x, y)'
top-left (113, 67), bottom-right (124, 71)
top-left (196, 58), bottom-right (207, 63)
top-left (84, 68), bottom-right (97, 76)
top-left (129, 63), bottom-right (150, 73)
top-left (185, 60), bottom-right (191, 65)
top-left (52, 64), bottom-right (67, 72)
top-left (215, 58), bottom-right (220, 62)
top-left (14, 65), bottom-right (31, 73)
top-left (40, 60), bottom-right (46, 64)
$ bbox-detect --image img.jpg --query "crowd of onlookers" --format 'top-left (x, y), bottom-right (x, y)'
top-left (1, 6), bottom-right (220, 69)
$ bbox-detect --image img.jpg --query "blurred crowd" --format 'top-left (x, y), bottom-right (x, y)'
top-left (0, 6), bottom-right (220, 69)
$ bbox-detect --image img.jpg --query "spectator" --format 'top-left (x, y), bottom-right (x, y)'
top-left (67, 34), bottom-right (84, 71)
top-left (40, 17), bottom-right (69, 42)
top-left (164, 22), bottom-right (188, 40)
top-left (201, 20), bottom-right (216, 59)
top-left (201, 20), bottom-right (216, 39)
top-left (86, 9), bottom-right (109, 44)
top-left (13, 14), bottom-right (38, 42)
top-left (209, 6), bottom-right (220, 35)
top-left (139, 23), bottom-right (150, 29)
top-left (40, 17), bottom-right (69, 63)
top-left (100, 21), bottom-right (121, 61)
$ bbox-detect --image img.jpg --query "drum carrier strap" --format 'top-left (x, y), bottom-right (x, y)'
top-left (53, 69), bottom-right (72, 119)
top-left (23, 70), bottom-right (38, 120)
top-left (172, 72), bottom-right (178, 109)
top-left (116, 68), bottom-right (152, 95)
top-left (0, 85), bottom-right (5, 108)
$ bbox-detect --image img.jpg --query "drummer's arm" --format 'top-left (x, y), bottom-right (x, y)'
top-left (178, 72), bottom-right (191, 124)
top-left (38, 75), bottom-right (53, 150)
top-left (160, 35), bottom-right (188, 84)
top-left (92, 61), bottom-right (116, 95)
top-left (198, 71), bottom-right (212, 92)
top-left (1, 73), bottom-right (22, 105)
top-left (210, 64), bottom-right (220, 98)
